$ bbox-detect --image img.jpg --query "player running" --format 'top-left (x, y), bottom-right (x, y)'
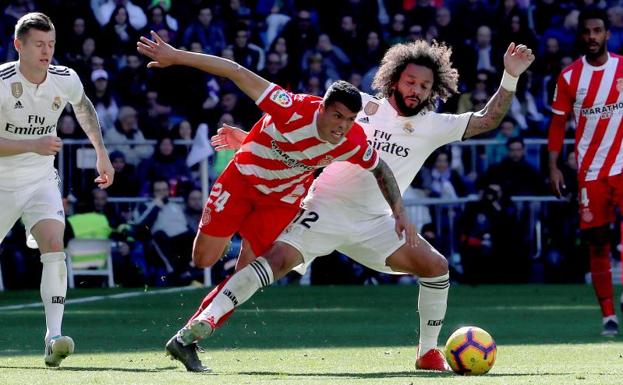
top-left (548, 9), bottom-right (623, 337)
top-left (0, 13), bottom-right (114, 367)
top-left (164, 40), bottom-right (534, 372)
top-left (137, 31), bottom-right (414, 370)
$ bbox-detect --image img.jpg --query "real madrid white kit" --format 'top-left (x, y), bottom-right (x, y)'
top-left (0, 61), bottom-right (83, 243)
top-left (278, 93), bottom-right (472, 273)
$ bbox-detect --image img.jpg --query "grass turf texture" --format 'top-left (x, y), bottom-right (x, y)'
top-left (1, 285), bottom-right (622, 384)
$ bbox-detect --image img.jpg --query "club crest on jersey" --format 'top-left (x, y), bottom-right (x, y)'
top-left (11, 82), bottom-right (22, 98)
top-left (581, 207), bottom-right (593, 223)
top-left (364, 101), bottom-right (379, 115)
top-left (617, 79), bottom-right (623, 93)
top-left (269, 89), bottom-right (292, 107)
top-left (201, 206), bottom-right (212, 225)
top-left (52, 96), bottom-right (62, 111)
top-left (317, 155), bottom-right (334, 167)
top-left (403, 122), bottom-right (414, 134)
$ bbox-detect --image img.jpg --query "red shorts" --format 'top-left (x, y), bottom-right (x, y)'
top-left (199, 162), bottom-right (302, 256)
top-left (577, 173), bottom-right (623, 229)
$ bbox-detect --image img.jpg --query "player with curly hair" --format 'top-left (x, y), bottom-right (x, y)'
top-left (167, 39), bottom-right (534, 373)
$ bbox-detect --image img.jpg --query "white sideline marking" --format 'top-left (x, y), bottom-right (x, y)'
top-left (0, 286), bottom-right (199, 311)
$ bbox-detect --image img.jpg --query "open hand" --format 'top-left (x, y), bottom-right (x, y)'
top-left (504, 42), bottom-right (535, 77)
top-left (394, 213), bottom-right (418, 248)
top-left (210, 124), bottom-right (248, 151)
top-left (137, 30), bottom-right (179, 69)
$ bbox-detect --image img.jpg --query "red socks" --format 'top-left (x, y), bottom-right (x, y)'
top-left (589, 243), bottom-right (615, 318)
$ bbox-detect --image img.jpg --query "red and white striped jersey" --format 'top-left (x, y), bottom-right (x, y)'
top-left (233, 83), bottom-right (379, 204)
top-left (552, 53), bottom-right (623, 181)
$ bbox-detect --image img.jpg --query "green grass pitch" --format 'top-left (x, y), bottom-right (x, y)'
top-left (1, 284), bottom-right (622, 384)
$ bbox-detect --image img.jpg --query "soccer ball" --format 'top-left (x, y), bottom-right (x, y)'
top-left (444, 326), bottom-right (497, 375)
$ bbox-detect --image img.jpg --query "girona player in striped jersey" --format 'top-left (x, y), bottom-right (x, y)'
top-left (154, 39), bottom-right (534, 372)
top-left (137, 31), bottom-right (414, 370)
top-left (548, 9), bottom-right (623, 337)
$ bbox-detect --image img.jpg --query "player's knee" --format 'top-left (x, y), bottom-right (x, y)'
top-left (416, 253), bottom-right (448, 277)
top-left (192, 249), bottom-right (215, 268)
top-left (432, 254), bottom-right (449, 276)
top-left (191, 236), bottom-right (229, 268)
top-left (39, 236), bottom-right (64, 253)
top-left (192, 245), bottom-right (216, 268)
top-left (265, 247), bottom-right (295, 277)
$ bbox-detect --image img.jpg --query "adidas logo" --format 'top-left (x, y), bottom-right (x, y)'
top-left (358, 116), bottom-right (369, 123)
top-left (14, 100), bottom-right (23, 109)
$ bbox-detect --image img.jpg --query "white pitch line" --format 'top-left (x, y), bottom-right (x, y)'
top-left (0, 286), bottom-right (200, 311)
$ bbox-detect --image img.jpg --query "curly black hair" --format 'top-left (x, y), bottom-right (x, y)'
top-left (372, 40), bottom-right (459, 111)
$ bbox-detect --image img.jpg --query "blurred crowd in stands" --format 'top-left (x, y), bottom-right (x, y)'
top-left (2, 0), bottom-right (621, 289)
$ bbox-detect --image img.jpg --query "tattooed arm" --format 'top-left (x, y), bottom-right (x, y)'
top-left (371, 158), bottom-right (416, 247)
top-left (463, 42), bottom-right (535, 139)
top-left (73, 93), bottom-right (115, 188)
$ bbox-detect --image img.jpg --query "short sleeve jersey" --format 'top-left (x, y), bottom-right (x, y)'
top-left (233, 83), bottom-right (378, 204)
top-left (552, 54), bottom-right (623, 181)
top-left (0, 62), bottom-right (83, 190)
top-left (306, 93), bottom-right (472, 214)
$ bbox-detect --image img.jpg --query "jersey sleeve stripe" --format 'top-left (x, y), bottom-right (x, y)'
top-left (1, 71), bottom-right (16, 80)
top-left (255, 83), bottom-right (275, 105)
top-left (0, 64), bottom-right (16, 76)
top-left (366, 153), bottom-right (380, 170)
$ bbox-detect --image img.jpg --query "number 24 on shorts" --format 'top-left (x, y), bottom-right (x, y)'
top-left (207, 183), bottom-right (231, 212)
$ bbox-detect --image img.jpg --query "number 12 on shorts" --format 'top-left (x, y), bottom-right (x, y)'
top-left (292, 209), bottom-right (319, 229)
top-left (207, 183), bottom-right (231, 212)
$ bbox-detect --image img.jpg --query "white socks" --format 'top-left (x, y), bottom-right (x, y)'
top-left (197, 257), bottom-right (274, 325)
top-left (40, 252), bottom-right (67, 342)
top-left (417, 273), bottom-right (449, 357)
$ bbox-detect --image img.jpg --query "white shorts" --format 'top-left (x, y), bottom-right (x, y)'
top-left (0, 171), bottom-right (64, 245)
top-left (278, 198), bottom-right (406, 275)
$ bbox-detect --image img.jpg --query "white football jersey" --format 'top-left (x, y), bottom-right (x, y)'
top-left (0, 61), bottom-right (83, 190)
top-left (305, 93), bottom-right (472, 215)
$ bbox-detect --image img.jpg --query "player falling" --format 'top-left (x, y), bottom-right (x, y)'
top-left (159, 39), bottom-right (534, 372)
top-left (137, 31), bottom-right (414, 371)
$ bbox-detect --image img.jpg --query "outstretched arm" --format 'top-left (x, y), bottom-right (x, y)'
top-left (463, 43), bottom-right (535, 139)
top-left (137, 31), bottom-right (270, 102)
top-left (72, 93), bottom-right (115, 188)
top-left (371, 159), bottom-right (417, 247)
top-left (211, 124), bottom-right (248, 151)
